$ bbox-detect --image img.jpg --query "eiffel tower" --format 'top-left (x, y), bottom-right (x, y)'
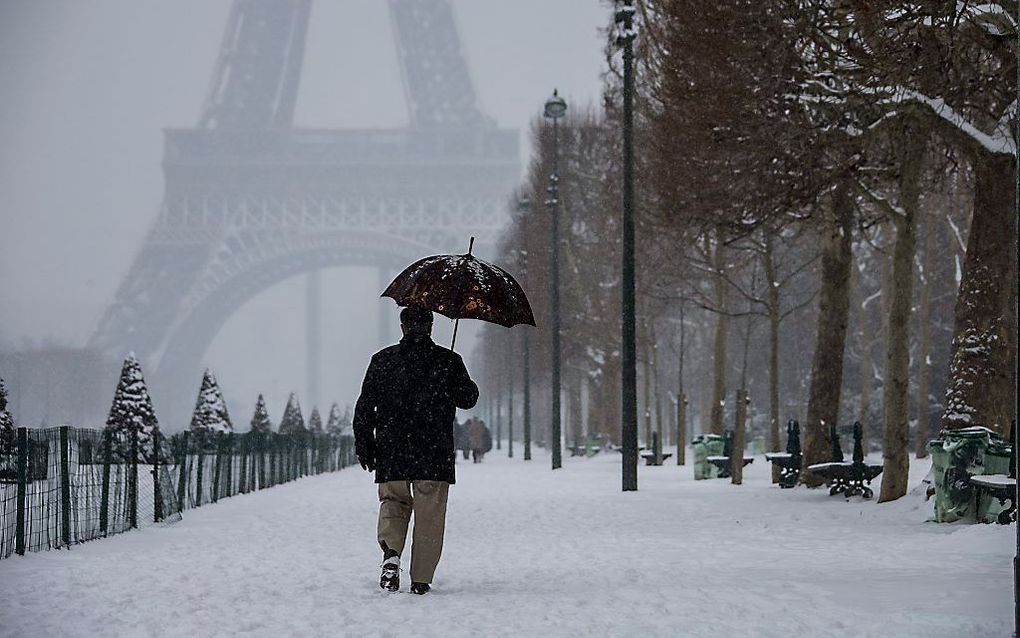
top-left (88, 0), bottom-right (520, 427)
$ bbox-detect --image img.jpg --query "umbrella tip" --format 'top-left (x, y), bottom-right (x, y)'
top-left (468, 236), bottom-right (475, 256)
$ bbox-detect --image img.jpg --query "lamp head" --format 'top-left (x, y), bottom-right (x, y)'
top-left (544, 89), bottom-right (567, 120)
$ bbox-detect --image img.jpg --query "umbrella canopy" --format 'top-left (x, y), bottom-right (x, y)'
top-left (382, 251), bottom-right (536, 330)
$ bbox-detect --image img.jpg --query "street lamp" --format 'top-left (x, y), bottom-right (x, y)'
top-left (516, 196), bottom-right (533, 461)
top-left (544, 89), bottom-right (566, 471)
top-left (616, 0), bottom-right (639, 491)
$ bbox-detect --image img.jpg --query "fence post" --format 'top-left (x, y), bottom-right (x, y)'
top-left (152, 427), bottom-right (163, 523)
top-left (129, 426), bottom-right (138, 529)
top-left (249, 432), bottom-right (257, 490)
top-left (59, 426), bottom-right (71, 547)
top-left (100, 428), bottom-right (111, 535)
top-left (253, 433), bottom-right (261, 490)
top-left (15, 427), bottom-right (28, 555)
top-left (176, 431), bottom-right (188, 513)
top-left (225, 433), bottom-right (234, 497)
top-left (268, 434), bottom-right (276, 488)
top-left (285, 436), bottom-right (291, 483)
top-left (300, 434), bottom-right (307, 477)
top-left (211, 433), bottom-right (222, 504)
top-left (308, 433), bottom-right (314, 475)
top-left (281, 435), bottom-right (287, 484)
top-left (238, 433), bottom-right (248, 494)
top-left (272, 433), bottom-right (279, 486)
top-left (195, 430), bottom-right (204, 508)
top-left (281, 436), bottom-right (287, 484)
top-left (290, 436), bottom-right (297, 482)
top-left (313, 434), bottom-right (319, 474)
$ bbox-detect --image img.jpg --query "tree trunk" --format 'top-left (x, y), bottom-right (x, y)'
top-left (801, 182), bottom-right (854, 486)
top-left (872, 232), bottom-right (896, 451)
top-left (914, 209), bottom-right (935, 458)
top-left (854, 260), bottom-right (873, 428)
top-left (642, 342), bottom-right (653, 446)
top-left (879, 131), bottom-right (922, 503)
top-left (764, 226), bottom-right (782, 483)
top-left (941, 152), bottom-right (1018, 435)
top-left (677, 391), bottom-right (687, 465)
top-left (710, 235), bottom-right (729, 435)
top-left (568, 371), bottom-right (583, 448)
top-left (653, 354), bottom-right (664, 455)
top-left (602, 355), bottom-right (622, 444)
top-left (732, 388), bottom-right (747, 485)
top-left (677, 303), bottom-right (687, 465)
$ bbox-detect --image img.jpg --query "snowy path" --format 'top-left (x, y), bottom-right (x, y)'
top-left (1, 449), bottom-right (1013, 637)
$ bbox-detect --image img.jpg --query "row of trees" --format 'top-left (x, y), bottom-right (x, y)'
top-left (473, 1), bottom-right (1016, 502)
top-left (101, 354), bottom-right (352, 458)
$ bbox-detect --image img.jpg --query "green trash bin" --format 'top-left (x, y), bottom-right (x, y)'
top-left (976, 434), bottom-right (1012, 523)
top-left (927, 426), bottom-right (1007, 523)
top-left (693, 434), bottom-right (725, 480)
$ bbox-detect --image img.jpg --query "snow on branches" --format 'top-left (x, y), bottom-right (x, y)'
top-left (189, 369), bottom-right (233, 435)
top-left (249, 394), bottom-right (273, 433)
top-left (278, 393), bottom-right (306, 434)
top-left (106, 352), bottom-right (160, 460)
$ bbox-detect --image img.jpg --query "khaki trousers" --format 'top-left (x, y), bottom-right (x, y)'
top-left (377, 480), bottom-right (450, 584)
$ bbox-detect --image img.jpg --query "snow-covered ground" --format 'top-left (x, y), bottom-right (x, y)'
top-left (1, 447), bottom-right (1013, 637)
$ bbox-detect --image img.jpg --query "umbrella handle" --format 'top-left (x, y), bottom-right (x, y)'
top-left (451, 236), bottom-right (473, 351)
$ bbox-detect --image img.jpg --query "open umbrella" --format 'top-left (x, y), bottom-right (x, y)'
top-left (382, 238), bottom-right (536, 350)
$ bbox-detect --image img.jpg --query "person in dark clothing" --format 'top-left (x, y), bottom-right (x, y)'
top-left (454, 419), bottom-right (470, 461)
top-left (353, 306), bottom-right (478, 595)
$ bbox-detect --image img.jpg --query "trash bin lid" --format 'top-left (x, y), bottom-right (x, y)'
top-left (692, 434), bottom-right (724, 443)
top-left (941, 426), bottom-right (996, 440)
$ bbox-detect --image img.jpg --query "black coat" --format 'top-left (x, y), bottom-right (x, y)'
top-left (353, 333), bottom-right (478, 484)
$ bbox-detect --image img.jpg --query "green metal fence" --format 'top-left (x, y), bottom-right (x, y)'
top-left (168, 430), bottom-right (356, 509)
top-left (0, 426), bottom-right (355, 560)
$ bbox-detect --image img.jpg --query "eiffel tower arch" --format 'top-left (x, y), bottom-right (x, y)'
top-left (88, 0), bottom-right (520, 427)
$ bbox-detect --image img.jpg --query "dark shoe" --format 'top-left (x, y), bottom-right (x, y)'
top-left (380, 556), bottom-right (400, 592)
top-left (410, 582), bottom-right (431, 595)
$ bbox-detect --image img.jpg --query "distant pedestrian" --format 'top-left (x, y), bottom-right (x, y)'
top-left (467, 417), bottom-right (491, 463)
top-left (353, 307), bottom-right (478, 595)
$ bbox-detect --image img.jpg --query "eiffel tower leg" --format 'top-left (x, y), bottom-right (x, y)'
top-left (306, 270), bottom-right (321, 410)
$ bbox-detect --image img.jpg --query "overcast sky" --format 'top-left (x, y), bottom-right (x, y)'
top-left (0, 0), bottom-right (609, 418)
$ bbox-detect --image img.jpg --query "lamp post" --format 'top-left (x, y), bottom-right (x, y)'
top-left (516, 197), bottom-right (533, 461)
top-left (616, 0), bottom-right (639, 491)
top-left (544, 88), bottom-right (567, 471)
top-left (507, 327), bottom-right (514, 458)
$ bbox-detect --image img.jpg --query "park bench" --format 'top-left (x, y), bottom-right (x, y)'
top-left (640, 451), bottom-right (673, 465)
top-left (765, 420), bottom-right (802, 488)
top-left (639, 432), bottom-right (672, 466)
top-left (567, 435), bottom-right (605, 457)
top-left (807, 422), bottom-right (882, 499)
top-left (970, 475), bottom-right (1016, 524)
top-left (706, 430), bottom-right (753, 479)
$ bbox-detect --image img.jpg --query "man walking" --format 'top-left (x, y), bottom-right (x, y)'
top-left (353, 307), bottom-right (478, 595)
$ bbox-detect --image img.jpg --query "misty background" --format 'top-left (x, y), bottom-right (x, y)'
top-left (0, 0), bottom-right (607, 424)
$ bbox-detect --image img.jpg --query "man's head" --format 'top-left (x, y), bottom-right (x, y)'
top-left (400, 306), bottom-right (434, 336)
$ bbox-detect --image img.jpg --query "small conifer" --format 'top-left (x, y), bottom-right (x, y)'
top-left (105, 353), bottom-right (159, 461)
top-left (278, 392), bottom-right (306, 434)
top-left (308, 407), bottom-right (324, 434)
top-left (189, 369), bottom-right (233, 434)
top-left (250, 394), bottom-right (273, 433)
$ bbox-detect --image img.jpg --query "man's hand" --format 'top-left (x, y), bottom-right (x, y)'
top-left (359, 455), bottom-right (375, 472)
